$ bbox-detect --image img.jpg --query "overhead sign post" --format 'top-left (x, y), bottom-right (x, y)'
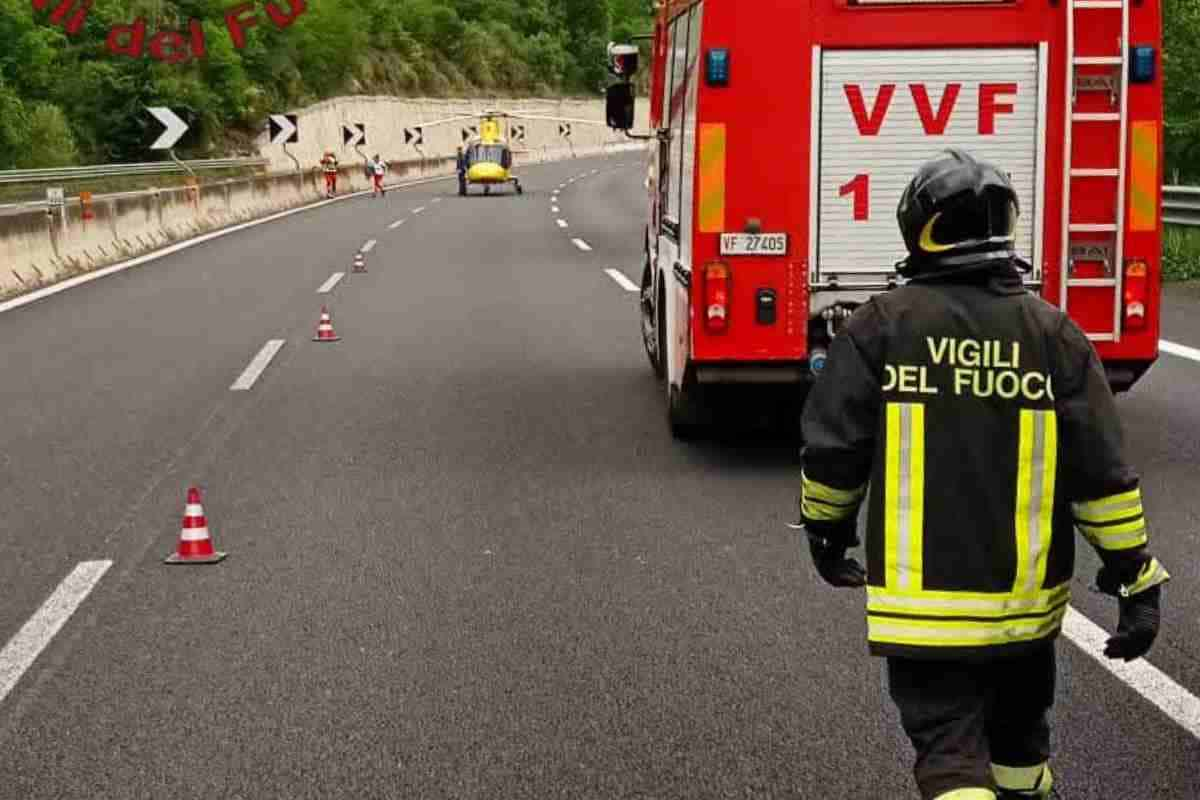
top-left (269, 113), bottom-right (300, 172)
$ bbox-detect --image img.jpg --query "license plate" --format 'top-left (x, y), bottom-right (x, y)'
top-left (720, 233), bottom-right (789, 256)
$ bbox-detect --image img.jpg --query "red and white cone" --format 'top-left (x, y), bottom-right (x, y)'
top-left (352, 252), bottom-right (367, 274)
top-left (165, 487), bottom-right (227, 564)
top-left (313, 306), bottom-right (341, 342)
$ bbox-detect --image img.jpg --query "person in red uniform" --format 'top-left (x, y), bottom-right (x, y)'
top-left (321, 151), bottom-right (339, 197)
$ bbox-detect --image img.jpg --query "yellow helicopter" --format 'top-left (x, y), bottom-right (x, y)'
top-left (459, 115), bottom-right (521, 196)
top-left (415, 108), bottom-right (608, 197)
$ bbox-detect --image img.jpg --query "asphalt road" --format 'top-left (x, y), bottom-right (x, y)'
top-left (0, 154), bottom-right (1198, 799)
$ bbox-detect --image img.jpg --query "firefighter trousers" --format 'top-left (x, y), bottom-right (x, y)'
top-left (887, 644), bottom-right (1056, 799)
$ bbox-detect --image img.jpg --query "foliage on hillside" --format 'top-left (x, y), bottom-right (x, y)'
top-left (0, 0), bottom-right (656, 168)
top-left (1164, 0), bottom-right (1200, 183)
top-left (2, 1), bottom-right (1197, 174)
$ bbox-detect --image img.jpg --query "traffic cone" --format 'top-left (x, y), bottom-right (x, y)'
top-left (165, 487), bottom-right (227, 564)
top-left (352, 252), bottom-right (367, 274)
top-left (313, 306), bottom-right (341, 342)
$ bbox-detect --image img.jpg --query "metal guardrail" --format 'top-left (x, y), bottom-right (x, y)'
top-left (0, 158), bottom-right (268, 185)
top-left (1164, 185), bottom-right (1200, 227)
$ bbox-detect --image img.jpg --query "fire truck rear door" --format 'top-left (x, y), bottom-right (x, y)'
top-left (811, 48), bottom-right (1046, 286)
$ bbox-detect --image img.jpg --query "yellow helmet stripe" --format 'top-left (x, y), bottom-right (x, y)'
top-left (918, 213), bottom-right (957, 253)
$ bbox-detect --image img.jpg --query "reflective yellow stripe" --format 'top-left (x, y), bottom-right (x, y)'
top-left (885, 403), bottom-right (925, 592)
top-left (868, 584), bottom-right (1070, 619)
top-left (1014, 410), bottom-right (1056, 596)
top-left (934, 790), bottom-right (996, 800)
top-left (1073, 489), bottom-right (1142, 523)
top-left (1129, 121), bottom-right (1159, 233)
top-left (1077, 517), bottom-right (1147, 551)
top-left (698, 123), bottom-right (726, 233)
top-left (802, 473), bottom-right (866, 505)
top-left (1125, 557), bottom-right (1170, 596)
top-left (868, 605), bottom-right (1067, 648)
top-left (993, 763), bottom-right (1052, 795)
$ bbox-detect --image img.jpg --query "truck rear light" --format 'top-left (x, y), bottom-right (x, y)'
top-left (704, 261), bottom-right (731, 334)
top-left (1124, 259), bottom-right (1148, 330)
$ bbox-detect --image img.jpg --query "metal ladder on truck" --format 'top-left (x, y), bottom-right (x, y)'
top-left (1061, 0), bottom-right (1130, 342)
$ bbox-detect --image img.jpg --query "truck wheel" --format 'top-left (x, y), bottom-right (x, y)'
top-left (642, 262), bottom-right (664, 379)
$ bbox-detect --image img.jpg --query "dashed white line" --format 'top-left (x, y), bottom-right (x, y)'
top-left (557, 219), bottom-right (569, 229)
top-left (572, 238), bottom-right (593, 252)
top-left (0, 560), bottom-right (113, 705)
top-left (1161, 339), bottom-right (1200, 364)
top-left (361, 239), bottom-right (377, 254)
top-left (552, 206), bottom-right (560, 214)
top-left (432, 198), bottom-right (442, 204)
top-left (388, 219), bottom-right (406, 230)
top-left (1062, 608), bottom-right (1200, 739)
top-left (412, 206), bottom-right (426, 215)
top-left (231, 339), bottom-right (286, 391)
top-left (316, 273), bottom-right (345, 294)
top-left (558, 183), bottom-right (567, 189)
top-left (605, 268), bottom-right (639, 292)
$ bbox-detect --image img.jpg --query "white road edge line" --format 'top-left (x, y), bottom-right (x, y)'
top-left (230, 339), bottom-right (286, 391)
top-left (0, 173), bottom-right (457, 317)
top-left (605, 268), bottom-right (639, 292)
top-left (1161, 339), bottom-right (1200, 363)
top-left (316, 273), bottom-right (345, 295)
top-left (557, 219), bottom-right (569, 229)
top-left (0, 560), bottom-right (113, 705)
top-left (388, 219), bottom-right (406, 230)
top-left (361, 239), bottom-right (377, 254)
top-left (1062, 607), bottom-right (1200, 739)
top-left (573, 238), bottom-right (593, 252)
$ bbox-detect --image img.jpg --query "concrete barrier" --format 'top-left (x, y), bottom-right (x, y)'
top-left (0, 142), bottom-right (647, 301)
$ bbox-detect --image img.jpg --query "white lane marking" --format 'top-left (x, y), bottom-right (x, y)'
top-left (0, 560), bottom-right (113, 705)
top-left (316, 273), bottom-right (344, 294)
top-left (412, 206), bottom-right (426, 215)
top-left (605, 268), bottom-right (639, 292)
top-left (1063, 608), bottom-right (1200, 739)
top-left (432, 198), bottom-right (442, 204)
top-left (0, 173), bottom-right (458, 317)
top-left (552, 206), bottom-right (560, 214)
top-left (591, 169), bottom-right (600, 176)
top-left (559, 183), bottom-right (566, 189)
top-left (361, 239), bottom-right (377, 254)
top-left (230, 339), bottom-right (286, 391)
top-left (557, 219), bottom-right (569, 229)
top-left (572, 238), bottom-right (593, 252)
top-left (388, 219), bottom-right (406, 230)
top-left (1161, 340), bottom-right (1200, 363)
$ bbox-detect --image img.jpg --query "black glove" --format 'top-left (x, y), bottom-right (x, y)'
top-left (804, 524), bottom-right (866, 588)
top-left (1102, 585), bottom-right (1161, 662)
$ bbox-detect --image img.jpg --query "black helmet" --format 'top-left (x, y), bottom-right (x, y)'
top-left (896, 149), bottom-right (1026, 279)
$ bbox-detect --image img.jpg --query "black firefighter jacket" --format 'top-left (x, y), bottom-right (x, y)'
top-left (800, 265), bottom-right (1169, 662)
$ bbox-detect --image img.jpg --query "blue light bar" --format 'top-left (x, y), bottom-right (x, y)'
top-left (706, 49), bottom-right (730, 87)
top-left (1131, 46), bottom-right (1156, 84)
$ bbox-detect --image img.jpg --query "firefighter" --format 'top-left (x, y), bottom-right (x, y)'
top-left (798, 149), bottom-right (1169, 800)
top-left (456, 146), bottom-right (468, 196)
top-left (321, 151), bottom-right (339, 197)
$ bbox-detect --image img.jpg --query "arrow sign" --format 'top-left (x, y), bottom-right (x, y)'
top-left (461, 126), bottom-right (479, 143)
top-left (268, 114), bottom-right (299, 145)
top-left (147, 107), bottom-right (189, 150)
top-left (404, 127), bottom-right (423, 146)
top-left (559, 123), bottom-right (572, 139)
top-left (342, 123), bottom-right (366, 148)
top-left (513, 125), bottom-right (526, 143)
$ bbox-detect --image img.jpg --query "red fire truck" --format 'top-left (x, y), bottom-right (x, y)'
top-left (606, 0), bottom-right (1163, 437)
